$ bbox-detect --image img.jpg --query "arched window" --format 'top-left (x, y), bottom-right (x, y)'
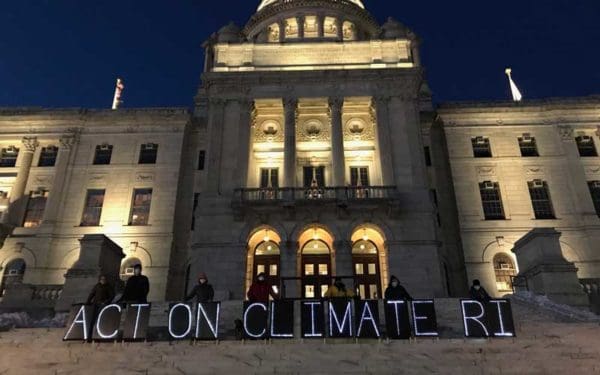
top-left (493, 254), bottom-right (517, 293)
top-left (246, 228), bottom-right (282, 295)
top-left (301, 239), bottom-right (331, 298)
top-left (1, 259), bottom-right (26, 297)
top-left (352, 240), bottom-right (380, 299)
top-left (121, 258), bottom-right (142, 280)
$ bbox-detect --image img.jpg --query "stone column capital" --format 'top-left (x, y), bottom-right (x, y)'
top-left (283, 97), bottom-right (298, 110)
top-left (59, 135), bottom-right (77, 150)
top-left (21, 137), bottom-right (39, 152)
top-left (328, 97), bottom-right (344, 112)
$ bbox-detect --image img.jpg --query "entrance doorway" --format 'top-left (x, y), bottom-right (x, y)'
top-left (254, 240), bottom-right (281, 294)
top-left (301, 239), bottom-right (331, 298)
top-left (352, 240), bottom-right (381, 299)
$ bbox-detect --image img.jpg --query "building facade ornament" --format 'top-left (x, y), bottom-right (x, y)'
top-left (22, 137), bottom-right (39, 152)
top-left (558, 125), bottom-right (574, 140)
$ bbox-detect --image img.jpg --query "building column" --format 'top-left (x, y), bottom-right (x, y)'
top-left (283, 98), bottom-right (298, 187)
top-left (329, 97), bottom-right (346, 186)
top-left (316, 13), bottom-right (324, 38)
top-left (296, 15), bottom-right (305, 39)
top-left (335, 18), bottom-right (343, 41)
top-left (42, 134), bottom-right (77, 225)
top-left (281, 240), bottom-right (299, 298)
top-left (278, 20), bottom-right (285, 42)
top-left (372, 97), bottom-right (395, 186)
top-left (237, 99), bottom-right (255, 188)
top-left (334, 240), bottom-right (353, 278)
top-left (205, 98), bottom-right (226, 194)
top-left (6, 137), bottom-right (38, 226)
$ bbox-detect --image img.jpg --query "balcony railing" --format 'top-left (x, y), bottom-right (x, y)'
top-left (233, 186), bottom-right (398, 204)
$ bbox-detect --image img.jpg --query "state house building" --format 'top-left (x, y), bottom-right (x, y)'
top-left (0, 0), bottom-right (599, 304)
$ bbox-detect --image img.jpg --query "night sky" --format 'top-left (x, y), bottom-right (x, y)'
top-left (1, 0), bottom-right (598, 109)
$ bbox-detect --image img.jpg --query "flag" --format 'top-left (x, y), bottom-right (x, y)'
top-left (505, 68), bottom-right (522, 102)
top-left (112, 78), bottom-right (125, 110)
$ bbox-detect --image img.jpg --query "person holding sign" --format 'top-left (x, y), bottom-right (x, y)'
top-left (247, 272), bottom-right (279, 303)
top-left (118, 264), bottom-right (150, 303)
top-left (469, 279), bottom-right (491, 302)
top-left (384, 276), bottom-right (412, 301)
top-left (184, 272), bottom-right (214, 304)
top-left (324, 277), bottom-right (355, 298)
top-left (87, 275), bottom-right (115, 305)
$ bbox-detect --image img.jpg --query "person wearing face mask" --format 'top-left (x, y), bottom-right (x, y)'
top-left (185, 272), bottom-right (215, 304)
top-left (384, 276), bottom-right (412, 301)
top-left (87, 275), bottom-right (115, 305)
top-left (247, 272), bottom-right (279, 303)
top-left (324, 277), bottom-right (355, 299)
top-left (469, 279), bottom-right (491, 302)
top-left (118, 264), bottom-right (150, 304)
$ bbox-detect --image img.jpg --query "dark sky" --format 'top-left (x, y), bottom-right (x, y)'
top-left (1, 0), bottom-right (598, 108)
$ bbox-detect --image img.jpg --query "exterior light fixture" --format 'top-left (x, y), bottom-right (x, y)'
top-left (362, 228), bottom-right (369, 241)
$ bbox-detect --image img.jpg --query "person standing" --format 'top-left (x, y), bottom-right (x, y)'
top-left (118, 264), bottom-right (150, 303)
top-left (87, 275), bottom-right (115, 305)
top-left (247, 272), bottom-right (278, 303)
top-left (184, 272), bottom-right (215, 304)
top-left (384, 276), bottom-right (413, 301)
top-left (469, 279), bottom-right (491, 302)
top-left (324, 277), bottom-right (355, 299)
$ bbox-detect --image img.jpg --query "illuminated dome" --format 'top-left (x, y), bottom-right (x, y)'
top-left (245, 0), bottom-right (379, 43)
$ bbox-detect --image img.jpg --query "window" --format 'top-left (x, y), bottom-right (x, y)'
top-left (93, 144), bottom-right (113, 165)
top-left (493, 254), bottom-right (517, 293)
top-left (191, 192), bottom-right (200, 230)
top-left (38, 146), bottom-right (58, 167)
top-left (528, 180), bottom-right (555, 219)
top-left (129, 188), bottom-right (152, 225)
top-left (260, 168), bottom-right (279, 188)
top-left (472, 137), bottom-right (492, 158)
top-left (350, 167), bottom-right (369, 186)
top-left (518, 134), bottom-right (539, 157)
top-left (576, 136), bottom-right (598, 157)
top-left (80, 189), bottom-right (105, 226)
top-left (23, 190), bottom-right (48, 228)
top-left (588, 181), bottom-right (600, 217)
top-left (198, 150), bottom-right (206, 171)
top-left (303, 166), bottom-right (325, 187)
top-left (138, 143), bottom-right (158, 164)
top-left (0, 147), bottom-right (19, 168)
top-left (424, 146), bottom-right (432, 166)
top-left (479, 182), bottom-right (505, 220)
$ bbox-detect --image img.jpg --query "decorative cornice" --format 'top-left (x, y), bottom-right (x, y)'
top-left (21, 137), bottom-right (39, 152)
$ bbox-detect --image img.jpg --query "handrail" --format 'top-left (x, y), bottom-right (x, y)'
top-left (279, 275), bottom-right (359, 300)
top-left (233, 186), bottom-right (398, 204)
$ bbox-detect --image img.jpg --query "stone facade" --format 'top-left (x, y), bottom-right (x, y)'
top-left (0, 0), bottom-right (597, 306)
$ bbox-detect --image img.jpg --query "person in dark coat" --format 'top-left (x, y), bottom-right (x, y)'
top-left (87, 275), bottom-right (115, 305)
top-left (185, 272), bottom-right (214, 304)
top-left (118, 264), bottom-right (150, 303)
top-left (469, 279), bottom-right (491, 302)
top-left (247, 272), bottom-right (278, 303)
top-left (384, 276), bottom-right (413, 301)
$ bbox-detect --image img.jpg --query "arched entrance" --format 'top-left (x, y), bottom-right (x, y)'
top-left (351, 225), bottom-right (387, 299)
top-left (298, 227), bottom-right (334, 299)
top-left (246, 227), bottom-right (282, 294)
top-left (493, 253), bottom-right (517, 293)
top-left (1, 259), bottom-right (26, 297)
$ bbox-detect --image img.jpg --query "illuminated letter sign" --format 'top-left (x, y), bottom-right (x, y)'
top-left (92, 304), bottom-right (122, 341)
top-left (270, 300), bottom-right (294, 338)
top-left (461, 300), bottom-right (490, 338)
top-left (168, 303), bottom-right (193, 339)
top-left (384, 300), bottom-right (411, 339)
top-left (195, 302), bottom-right (221, 340)
top-left (63, 305), bottom-right (95, 341)
top-left (122, 303), bottom-right (151, 341)
top-left (355, 300), bottom-right (380, 338)
top-left (301, 301), bottom-right (325, 338)
top-left (328, 299), bottom-right (353, 338)
top-left (243, 302), bottom-right (268, 339)
top-left (411, 300), bottom-right (438, 337)
top-left (461, 299), bottom-right (516, 338)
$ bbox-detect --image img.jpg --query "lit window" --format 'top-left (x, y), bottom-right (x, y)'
top-left (518, 134), bottom-right (539, 157)
top-left (323, 17), bottom-right (338, 38)
top-left (260, 168), bottom-right (279, 188)
top-left (284, 18), bottom-right (299, 39)
top-left (479, 182), bottom-right (505, 220)
top-left (0, 147), bottom-right (19, 168)
top-left (23, 190), bottom-right (48, 228)
top-left (304, 16), bottom-right (318, 38)
top-left (342, 21), bottom-right (356, 40)
top-left (129, 188), bottom-right (152, 225)
top-left (472, 137), bottom-right (492, 158)
top-left (80, 189), bottom-right (105, 227)
top-left (138, 143), bottom-right (158, 164)
top-left (38, 146), bottom-right (58, 167)
top-left (528, 180), bottom-right (555, 219)
top-left (303, 166), bottom-right (325, 188)
top-left (493, 254), bottom-right (517, 293)
top-left (576, 136), bottom-right (598, 157)
top-left (93, 144), bottom-right (113, 165)
top-left (350, 167), bottom-right (369, 186)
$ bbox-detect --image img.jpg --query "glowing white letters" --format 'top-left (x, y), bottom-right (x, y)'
top-left (411, 300), bottom-right (438, 337)
top-left (63, 305), bottom-right (90, 341)
top-left (195, 303), bottom-right (220, 339)
top-left (168, 303), bottom-right (193, 339)
top-left (357, 302), bottom-right (380, 338)
top-left (386, 300), bottom-right (405, 337)
top-left (489, 300), bottom-right (514, 337)
top-left (95, 304), bottom-right (122, 339)
top-left (270, 301), bottom-right (294, 338)
top-left (303, 301), bottom-right (323, 338)
top-left (329, 301), bottom-right (353, 337)
top-left (130, 303), bottom-right (150, 340)
top-left (243, 303), bottom-right (268, 338)
top-left (461, 300), bottom-right (489, 337)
